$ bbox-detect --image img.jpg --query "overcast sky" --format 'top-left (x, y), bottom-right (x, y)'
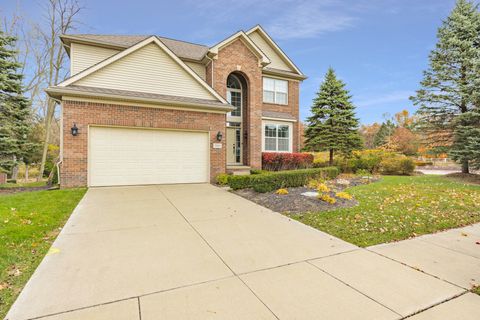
top-left (3, 0), bottom-right (460, 124)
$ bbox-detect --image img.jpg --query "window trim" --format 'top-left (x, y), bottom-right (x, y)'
top-left (263, 77), bottom-right (288, 105)
top-left (227, 74), bottom-right (243, 119)
top-left (261, 121), bottom-right (293, 153)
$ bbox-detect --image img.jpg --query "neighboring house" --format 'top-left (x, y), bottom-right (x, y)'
top-left (46, 25), bottom-right (306, 188)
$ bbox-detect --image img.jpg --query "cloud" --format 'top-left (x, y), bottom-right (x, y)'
top-left (355, 90), bottom-right (413, 108)
top-left (186, 0), bottom-right (364, 41)
top-left (266, 1), bottom-right (357, 40)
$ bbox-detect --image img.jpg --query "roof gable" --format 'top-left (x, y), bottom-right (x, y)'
top-left (246, 25), bottom-right (303, 76)
top-left (58, 36), bottom-right (226, 103)
top-left (209, 31), bottom-right (270, 66)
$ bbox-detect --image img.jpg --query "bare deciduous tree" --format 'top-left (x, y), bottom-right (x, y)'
top-left (37, 0), bottom-right (83, 180)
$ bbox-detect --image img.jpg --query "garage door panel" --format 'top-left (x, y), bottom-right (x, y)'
top-left (89, 127), bottom-right (209, 186)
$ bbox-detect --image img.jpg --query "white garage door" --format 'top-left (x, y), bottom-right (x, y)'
top-left (89, 126), bottom-right (209, 187)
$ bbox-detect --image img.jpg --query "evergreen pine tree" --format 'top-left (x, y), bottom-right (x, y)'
top-left (450, 109), bottom-right (480, 169)
top-left (411, 0), bottom-right (480, 173)
top-left (373, 120), bottom-right (396, 147)
top-left (304, 68), bottom-right (362, 165)
top-left (0, 30), bottom-right (32, 173)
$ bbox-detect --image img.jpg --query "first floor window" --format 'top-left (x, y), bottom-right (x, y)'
top-left (264, 123), bottom-right (291, 152)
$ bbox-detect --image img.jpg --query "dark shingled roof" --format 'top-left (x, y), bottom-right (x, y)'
top-left (63, 34), bottom-right (209, 61)
top-left (46, 85), bottom-right (232, 111)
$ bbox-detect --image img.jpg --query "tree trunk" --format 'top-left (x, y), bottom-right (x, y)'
top-left (329, 149), bottom-right (334, 166)
top-left (38, 98), bottom-right (56, 181)
top-left (462, 160), bottom-right (469, 174)
top-left (12, 165), bottom-right (18, 181)
top-left (25, 165), bottom-right (29, 182)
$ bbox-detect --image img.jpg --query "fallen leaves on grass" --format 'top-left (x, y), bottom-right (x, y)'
top-left (288, 176), bottom-right (480, 247)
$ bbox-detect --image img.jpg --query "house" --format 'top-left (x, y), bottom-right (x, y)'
top-left (46, 25), bottom-right (306, 188)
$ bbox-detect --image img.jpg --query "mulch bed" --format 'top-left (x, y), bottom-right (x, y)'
top-left (234, 186), bottom-right (358, 214)
top-left (0, 185), bottom-right (51, 195)
top-left (233, 176), bottom-right (379, 214)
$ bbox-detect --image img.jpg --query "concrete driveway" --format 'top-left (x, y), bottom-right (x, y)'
top-left (6, 184), bottom-right (480, 320)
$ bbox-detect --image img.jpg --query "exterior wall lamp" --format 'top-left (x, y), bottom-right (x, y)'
top-left (71, 123), bottom-right (79, 136)
top-left (216, 131), bottom-right (223, 141)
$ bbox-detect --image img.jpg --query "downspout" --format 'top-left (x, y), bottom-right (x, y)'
top-left (205, 54), bottom-right (214, 86)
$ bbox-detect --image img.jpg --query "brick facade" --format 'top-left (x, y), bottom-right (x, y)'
top-left (262, 80), bottom-right (300, 152)
top-left (207, 39), bottom-right (264, 168)
top-left (61, 100), bottom-right (225, 188)
top-left (207, 39), bottom-right (300, 168)
top-left (60, 38), bottom-right (301, 188)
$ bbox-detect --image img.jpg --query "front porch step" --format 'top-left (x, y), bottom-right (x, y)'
top-left (227, 165), bottom-right (251, 176)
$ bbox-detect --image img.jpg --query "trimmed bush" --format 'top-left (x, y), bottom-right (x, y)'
top-left (262, 152), bottom-right (314, 171)
top-left (216, 173), bottom-right (230, 185)
top-left (228, 167), bottom-right (339, 193)
top-left (379, 156), bottom-right (415, 175)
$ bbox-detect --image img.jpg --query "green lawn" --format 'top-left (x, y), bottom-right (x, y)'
top-left (288, 175), bottom-right (480, 247)
top-left (0, 188), bottom-right (86, 318)
top-left (0, 181), bottom-right (47, 189)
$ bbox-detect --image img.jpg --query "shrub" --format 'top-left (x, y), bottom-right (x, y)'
top-left (262, 152), bottom-right (314, 171)
top-left (317, 183), bottom-right (330, 193)
top-left (250, 169), bottom-right (272, 175)
top-left (307, 178), bottom-right (325, 189)
top-left (414, 160), bottom-right (433, 167)
top-left (275, 188), bottom-right (289, 195)
top-left (318, 194), bottom-right (336, 204)
top-left (336, 192), bottom-right (353, 200)
top-left (227, 175), bottom-right (252, 190)
top-left (48, 164), bottom-right (59, 186)
top-left (314, 150), bottom-right (412, 174)
top-left (379, 156), bottom-right (415, 175)
top-left (216, 173), bottom-right (230, 185)
top-left (228, 167), bottom-right (339, 192)
top-left (356, 169), bottom-right (372, 177)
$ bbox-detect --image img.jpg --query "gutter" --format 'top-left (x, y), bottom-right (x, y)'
top-left (45, 87), bottom-right (234, 113)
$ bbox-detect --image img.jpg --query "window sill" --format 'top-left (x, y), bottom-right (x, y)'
top-left (262, 102), bottom-right (289, 107)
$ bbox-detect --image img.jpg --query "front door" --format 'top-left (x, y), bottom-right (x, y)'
top-left (227, 127), bottom-right (242, 165)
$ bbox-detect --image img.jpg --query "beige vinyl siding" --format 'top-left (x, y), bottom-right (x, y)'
top-left (248, 31), bottom-right (294, 72)
top-left (75, 43), bottom-right (216, 100)
top-left (71, 43), bottom-right (120, 75)
top-left (185, 61), bottom-right (206, 80)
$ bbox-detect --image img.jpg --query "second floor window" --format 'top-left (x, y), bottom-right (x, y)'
top-left (263, 77), bottom-right (288, 105)
top-left (227, 74), bottom-right (242, 117)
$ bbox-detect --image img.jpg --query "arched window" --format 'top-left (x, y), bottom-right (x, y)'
top-left (227, 74), bottom-right (242, 89)
top-left (226, 74), bottom-right (242, 117)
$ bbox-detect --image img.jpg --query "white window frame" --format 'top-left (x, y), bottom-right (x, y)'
top-left (227, 74), bottom-right (243, 121)
top-left (263, 77), bottom-right (288, 105)
top-left (261, 121), bottom-right (293, 153)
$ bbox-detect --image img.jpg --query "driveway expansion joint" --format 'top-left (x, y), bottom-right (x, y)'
top-left (158, 188), bottom-right (237, 276)
top-left (365, 247), bottom-right (469, 290)
top-left (306, 260), bottom-right (403, 317)
top-left (399, 291), bottom-right (469, 319)
top-left (418, 238), bottom-right (480, 260)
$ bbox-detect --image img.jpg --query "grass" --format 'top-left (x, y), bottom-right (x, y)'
top-left (473, 286), bottom-right (480, 296)
top-left (0, 188), bottom-right (86, 318)
top-left (287, 175), bottom-right (480, 247)
top-left (0, 181), bottom-right (47, 189)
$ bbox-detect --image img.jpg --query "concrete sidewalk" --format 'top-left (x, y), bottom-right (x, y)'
top-left (6, 184), bottom-right (480, 320)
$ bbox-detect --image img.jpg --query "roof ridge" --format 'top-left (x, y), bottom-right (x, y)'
top-left (65, 33), bottom-right (208, 48)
